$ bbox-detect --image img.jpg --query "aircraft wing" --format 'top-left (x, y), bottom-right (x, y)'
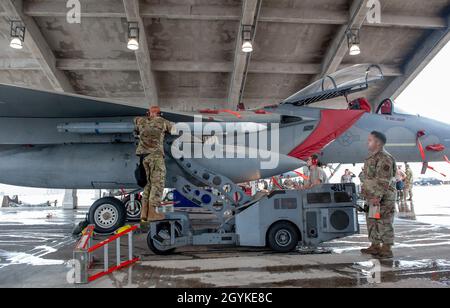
top-left (0, 83), bottom-right (316, 126)
top-left (0, 83), bottom-right (147, 118)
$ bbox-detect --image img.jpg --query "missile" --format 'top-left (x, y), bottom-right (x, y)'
top-left (57, 122), bottom-right (269, 135)
top-left (57, 122), bottom-right (134, 134)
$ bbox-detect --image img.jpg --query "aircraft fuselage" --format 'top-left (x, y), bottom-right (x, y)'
top-left (0, 105), bottom-right (449, 189)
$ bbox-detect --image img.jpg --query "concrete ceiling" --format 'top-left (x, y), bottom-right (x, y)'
top-left (0, 0), bottom-right (449, 111)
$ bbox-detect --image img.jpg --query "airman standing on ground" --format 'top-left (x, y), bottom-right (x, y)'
top-left (405, 163), bottom-right (414, 201)
top-left (361, 131), bottom-right (397, 258)
top-left (283, 175), bottom-right (295, 190)
top-left (303, 154), bottom-right (328, 189)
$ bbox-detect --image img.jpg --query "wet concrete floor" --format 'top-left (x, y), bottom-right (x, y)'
top-left (0, 185), bottom-right (450, 288)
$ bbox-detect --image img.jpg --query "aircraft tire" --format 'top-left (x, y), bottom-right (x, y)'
top-left (267, 221), bottom-right (299, 253)
top-left (89, 197), bottom-right (127, 234)
top-left (122, 195), bottom-right (142, 222)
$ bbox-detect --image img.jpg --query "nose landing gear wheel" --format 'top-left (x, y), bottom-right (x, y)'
top-left (123, 195), bottom-right (142, 222)
top-left (88, 197), bottom-right (127, 234)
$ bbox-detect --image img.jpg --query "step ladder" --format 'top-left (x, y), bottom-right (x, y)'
top-left (72, 225), bottom-right (139, 284)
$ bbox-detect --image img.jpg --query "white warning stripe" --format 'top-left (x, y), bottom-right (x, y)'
top-left (386, 143), bottom-right (417, 147)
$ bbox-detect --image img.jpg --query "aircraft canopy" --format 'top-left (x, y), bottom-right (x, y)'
top-left (282, 64), bottom-right (384, 106)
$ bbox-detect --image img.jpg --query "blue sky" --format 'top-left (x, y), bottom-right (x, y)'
top-left (393, 42), bottom-right (450, 179)
top-left (396, 42), bottom-right (450, 124)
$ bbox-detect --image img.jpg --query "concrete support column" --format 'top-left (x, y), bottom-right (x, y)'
top-left (62, 189), bottom-right (78, 209)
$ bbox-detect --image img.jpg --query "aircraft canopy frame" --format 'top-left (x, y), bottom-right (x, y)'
top-left (282, 64), bottom-right (384, 106)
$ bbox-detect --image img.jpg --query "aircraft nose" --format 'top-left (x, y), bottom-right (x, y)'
top-left (445, 135), bottom-right (450, 160)
top-left (442, 126), bottom-right (450, 160)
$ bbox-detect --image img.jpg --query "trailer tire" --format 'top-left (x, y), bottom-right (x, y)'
top-left (89, 197), bottom-right (126, 234)
top-left (267, 221), bottom-right (299, 253)
top-left (147, 237), bottom-right (176, 255)
top-left (147, 222), bottom-right (181, 255)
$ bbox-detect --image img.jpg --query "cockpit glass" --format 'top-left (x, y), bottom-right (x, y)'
top-left (291, 64), bottom-right (383, 97)
top-left (283, 64), bottom-right (384, 105)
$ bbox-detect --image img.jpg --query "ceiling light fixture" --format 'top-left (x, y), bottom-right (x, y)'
top-left (10, 21), bottom-right (25, 50)
top-left (241, 25), bottom-right (254, 53)
top-left (127, 22), bottom-right (139, 51)
top-left (347, 28), bottom-right (361, 56)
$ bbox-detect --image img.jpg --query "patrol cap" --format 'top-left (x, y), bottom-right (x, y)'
top-left (370, 131), bottom-right (387, 145)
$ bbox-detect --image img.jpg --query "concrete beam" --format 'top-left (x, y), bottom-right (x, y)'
top-left (0, 58), bottom-right (403, 76)
top-left (21, 1), bottom-right (447, 30)
top-left (316, 0), bottom-right (370, 80)
top-left (375, 15), bottom-right (450, 103)
top-left (22, 0), bottom-right (127, 18)
top-left (260, 9), bottom-right (447, 30)
top-left (123, 0), bottom-right (158, 105)
top-left (0, 0), bottom-right (74, 92)
top-left (228, 0), bottom-right (260, 108)
top-left (56, 59), bottom-right (139, 71)
top-left (0, 58), bottom-right (41, 70)
top-left (153, 97), bottom-right (281, 111)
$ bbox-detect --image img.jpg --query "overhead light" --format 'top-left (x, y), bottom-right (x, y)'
top-left (241, 25), bottom-right (254, 53)
top-left (242, 41), bottom-right (253, 53)
top-left (10, 37), bottom-right (23, 49)
top-left (10, 21), bottom-right (25, 50)
top-left (346, 28), bottom-right (361, 56)
top-left (349, 44), bottom-right (361, 56)
top-left (127, 38), bottom-right (139, 51)
top-left (127, 22), bottom-right (139, 51)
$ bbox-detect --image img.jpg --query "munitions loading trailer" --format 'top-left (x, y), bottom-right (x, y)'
top-left (147, 152), bottom-right (359, 254)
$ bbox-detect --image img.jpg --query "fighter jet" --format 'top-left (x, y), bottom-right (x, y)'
top-left (1, 64), bottom-right (449, 233)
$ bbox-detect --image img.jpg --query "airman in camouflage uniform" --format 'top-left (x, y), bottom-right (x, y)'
top-left (135, 106), bottom-right (173, 223)
top-left (405, 163), bottom-right (414, 201)
top-left (361, 131), bottom-right (397, 258)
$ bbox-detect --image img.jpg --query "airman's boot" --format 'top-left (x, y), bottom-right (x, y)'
top-left (139, 220), bottom-right (150, 232)
top-left (377, 244), bottom-right (393, 259)
top-left (148, 205), bottom-right (165, 221)
top-left (360, 243), bottom-right (381, 255)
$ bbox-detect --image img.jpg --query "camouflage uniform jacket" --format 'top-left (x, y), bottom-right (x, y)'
top-left (134, 116), bottom-right (173, 156)
top-left (362, 149), bottom-right (397, 201)
top-left (405, 168), bottom-right (414, 186)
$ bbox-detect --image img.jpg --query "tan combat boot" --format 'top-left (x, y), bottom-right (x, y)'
top-left (140, 220), bottom-right (150, 232)
top-left (377, 244), bottom-right (393, 259)
top-left (360, 243), bottom-right (381, 255)
top-left (148, 205), bottom-right (165, 222)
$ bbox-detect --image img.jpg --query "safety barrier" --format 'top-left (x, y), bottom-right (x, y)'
top-left (73, 225), bottom-right (140, 284)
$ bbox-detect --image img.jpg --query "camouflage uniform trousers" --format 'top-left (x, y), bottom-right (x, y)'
top-left (141, 154), bottom-right (166, 222)
top-left (404, 184), bottom-right (413, 200)
top-left (366, 199), bottom-right (396, 245)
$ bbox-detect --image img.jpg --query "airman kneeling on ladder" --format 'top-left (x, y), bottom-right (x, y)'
top-left (134, 106), bottom-right (174, 230)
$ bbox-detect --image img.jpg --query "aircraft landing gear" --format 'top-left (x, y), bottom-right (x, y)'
top-left (122, 194), bottom-right (142, 222)
top-left (88, 197), bottom-right (127, 234)
top-left (86, 191), bottom-right (143, 234)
